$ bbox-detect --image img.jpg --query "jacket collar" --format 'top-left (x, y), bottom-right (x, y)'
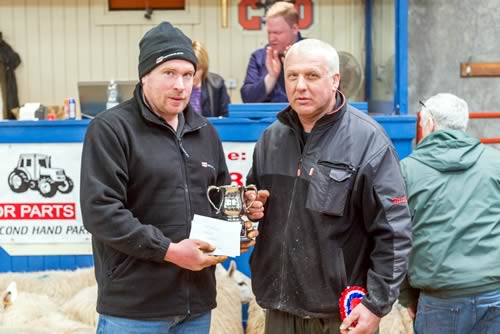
top-left (134, 83), bottom-right (207, 135)
top-left (277, 90), bottom-right (348, 133)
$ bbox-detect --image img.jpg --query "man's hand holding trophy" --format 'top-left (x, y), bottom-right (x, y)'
top-left (207, 185), bottom-right (270, 254)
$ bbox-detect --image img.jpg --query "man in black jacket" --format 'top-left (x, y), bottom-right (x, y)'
top-left (247, 39), bottom-right (412, 334)
top-left (81, 22), bottom-right (261, 334)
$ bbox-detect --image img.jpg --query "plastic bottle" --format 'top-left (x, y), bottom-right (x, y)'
top-left (63, 98), bottom-right (70, 119)
top-left (68, 98), bottom-right (76, 119)
top-left (106, 80), bottom-right (119, 109)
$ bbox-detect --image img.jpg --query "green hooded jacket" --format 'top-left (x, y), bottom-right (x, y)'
top-left (400, 129), bottom-right (500, 303)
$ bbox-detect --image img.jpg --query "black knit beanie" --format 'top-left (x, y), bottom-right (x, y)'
top-left (138, 22), bottom-right (197, 79)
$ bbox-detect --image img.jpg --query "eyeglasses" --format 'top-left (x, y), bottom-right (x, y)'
top-left (419, 99), bottom-right (434, 118)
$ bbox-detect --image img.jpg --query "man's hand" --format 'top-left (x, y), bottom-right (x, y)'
top-left (265, 47), bottom-right (282, 78)
top-left (164, 239), bottom-right (227, 271)
top-left (240, 220), bottom-right (258, 254)
top-left (339, 303), bottom-right (381, 334)
top-left (240, 189), bottom-right (269, 253)
top-left (245, 189), bottom-right (270, 221)
top-left (406, 304), bottom-right (416, 320)
top-left (264, 47), bottom-right (281, 94)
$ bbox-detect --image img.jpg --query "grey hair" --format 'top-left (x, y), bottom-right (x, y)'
top-left (420, 93), bottom-right (469, 131)
top-left (285, 39), bottom-right (339, 75)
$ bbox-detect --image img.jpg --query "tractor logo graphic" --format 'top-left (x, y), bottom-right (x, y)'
top-left (8, 154), bottom-right (74, 198)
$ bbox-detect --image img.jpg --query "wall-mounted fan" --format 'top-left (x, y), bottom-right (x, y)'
top-left (338, 51), bottom-right (364, 100)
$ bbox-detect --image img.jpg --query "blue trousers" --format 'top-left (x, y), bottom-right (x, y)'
top-left (414, 290), bottom-right (500, 334)
top-left (96, 312), bottom-right (211, 334)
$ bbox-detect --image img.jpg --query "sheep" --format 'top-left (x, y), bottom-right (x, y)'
top-left (0, 290), bottom-right (93, 333)
top-left (379, 302), bottom-right (414, 334)
top-left (61, 285), bottom-right (98, 327)
top-left (59, 264), bottom-right (251, 333)
top-left (211, 262), bottom-right (245, 334)
top-left (226, 260), bottom-right (253, 304)
top-left (0, 267), bottom-right (95, 305)
top-left (1, 291), bottom-right (58, 327)
top-left (2, 282), bottom-right (17, 310)
top-left (0, 282), bottom-right (95, 333)
top-left (246, 297), bottom-right (265, 334)
top-left (62, 261), bottom-right (253, 334)
top-left (396, 303), bottom-right (414, 334)
top-left (26, 310), bottom-right (95, 334)
top-left (0, 263), bottom-right (254, 334)
top-left (59, 263), bottom-right (252, 332)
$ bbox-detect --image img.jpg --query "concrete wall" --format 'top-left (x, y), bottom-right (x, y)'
top-left (409, 1), bottom-right (500, 146)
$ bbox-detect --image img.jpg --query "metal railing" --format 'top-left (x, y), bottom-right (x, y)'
top-left (416, 112), bottom-right (500, 144)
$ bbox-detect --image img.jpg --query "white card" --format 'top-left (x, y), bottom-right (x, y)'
top-left (190, 214), bottom-right (241, 257)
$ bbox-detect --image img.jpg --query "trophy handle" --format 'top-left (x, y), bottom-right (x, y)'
top-left (207, 185), bottom-right (223, 214)
top-left (243, 184), bottom-right (258, 211)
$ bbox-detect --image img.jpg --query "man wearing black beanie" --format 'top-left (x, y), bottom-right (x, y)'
top-left (80, 21), bottom-right (262, 333)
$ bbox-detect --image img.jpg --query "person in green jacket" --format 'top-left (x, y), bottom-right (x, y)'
top-left (400, 93), bottom-right (500, 334)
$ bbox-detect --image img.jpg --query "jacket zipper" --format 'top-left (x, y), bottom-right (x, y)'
top-left (317, 160), bottom-right (356, 173)
top-left (176, 122), bottom-right (207, 315)
top-left (277, 130), bottom-right (311, 309)
top-left (175, 136), bottom-right (192, 315)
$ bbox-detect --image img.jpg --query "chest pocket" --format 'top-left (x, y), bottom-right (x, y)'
top-left (305, 160), bottom-right (356, 216)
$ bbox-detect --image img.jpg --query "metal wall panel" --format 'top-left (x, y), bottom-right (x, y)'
top-left (0, 0), bottom-right (371, 108)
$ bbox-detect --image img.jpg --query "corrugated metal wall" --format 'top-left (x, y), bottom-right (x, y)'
top-left (0, 0), bottom-right (367, 108)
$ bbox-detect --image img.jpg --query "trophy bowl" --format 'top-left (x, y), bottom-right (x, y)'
top-left (207, 184), bottom-right (258, 241)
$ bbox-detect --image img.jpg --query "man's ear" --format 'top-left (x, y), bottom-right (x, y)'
top-left (429, 116), bottom-right (436, 133)
top-left (141, 73), bottom-right (149, 86)
top-left (333, 73), bottom-right (341, 91)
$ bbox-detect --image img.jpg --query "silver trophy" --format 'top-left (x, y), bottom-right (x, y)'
top-left (207, 184), bottom-right (258, 241)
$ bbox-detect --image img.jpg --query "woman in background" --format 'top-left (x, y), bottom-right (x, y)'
top-left (190, 41), bottom-right (230, 117)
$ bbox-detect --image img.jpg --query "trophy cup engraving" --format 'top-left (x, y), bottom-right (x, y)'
top-left (207, 184), bottom-right (258, 241)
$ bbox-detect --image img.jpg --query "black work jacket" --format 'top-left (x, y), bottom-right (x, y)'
top-left (81, 84), bottom-right (229, 318)
top-left (247, 94), bottom-right (412, 318)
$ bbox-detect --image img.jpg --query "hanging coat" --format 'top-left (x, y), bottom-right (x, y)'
top-left (0, 35), bottom-right (22, 120)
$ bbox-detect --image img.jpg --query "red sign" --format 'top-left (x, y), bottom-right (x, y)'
top-left (227, 151), bottom-right (248, 161)
top-left (0, 203), bottom-right (76, 220)
top-left (238, 0), bottom-right (314, 30)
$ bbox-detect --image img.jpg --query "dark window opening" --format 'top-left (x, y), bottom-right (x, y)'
top-left (108, 0), bottom-right (185, 10)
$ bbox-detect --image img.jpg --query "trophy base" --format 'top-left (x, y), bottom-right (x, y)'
top-left (239, 217), bottom-right (259, 243)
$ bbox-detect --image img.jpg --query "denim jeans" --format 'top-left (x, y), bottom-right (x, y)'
top-left (96, 311), bottom-right (211, 334)
top-left (414, 290), bottom-right (500, 334)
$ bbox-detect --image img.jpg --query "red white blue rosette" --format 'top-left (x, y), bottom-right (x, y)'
top-left (339, 286), bottom-right (367, 321)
